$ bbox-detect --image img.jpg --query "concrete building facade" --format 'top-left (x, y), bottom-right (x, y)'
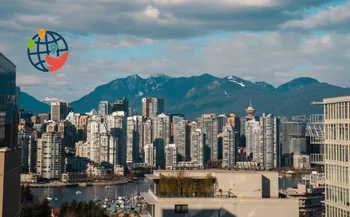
top-left (323, 96), bottom-right (350, 217)
top-left (50, 101), bottom-right (68, 122)
top-left (142, 170), bottom-right (299, 217)
top-left (222, 124), bottom-right (235, 168)
top-left (152, 114), bottom-right (171, 168)
top-left (98, 101), bottom-right (109, 115)
top-left (173, 119), bottom-right (189, 161)
top-left (165, 144), bottom-right (177, 169)
top-left (36, 132), bottom-right (62, 179)
top-left (142, 97), bottom-right (164, 118)
top-left (190, 129), bottom-right (205, 168)
top-left (144, 144), bottom-right (156, 167)
top-left (197, 115), bottom-right (218, 163)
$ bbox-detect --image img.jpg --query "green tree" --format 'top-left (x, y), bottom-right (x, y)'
top-left (21, 185), bottom-right (34, 203)
top-left (60, 201), bottom-right (70, 216)
top-left (70, 199), bottom-right (78, 213)
top-left (36, 199), bottom-right (51, 217)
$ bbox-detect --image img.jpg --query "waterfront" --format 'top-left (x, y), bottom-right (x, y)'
top-left (31, 177), bottom-right (301, 208)
top-left (31, 178), bottom-right (152, 208)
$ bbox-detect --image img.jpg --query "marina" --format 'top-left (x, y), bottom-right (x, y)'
top-left (31, 178), bottom-right (152, 208)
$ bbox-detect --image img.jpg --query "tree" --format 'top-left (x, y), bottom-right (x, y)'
top-left (20, 185), bottom-right (51, 217)
top-left (36, 199), bottom-right (51, 217)
top-left (60, 201), bottom-right (70, 216)
top-left (21, 185), bottom-right (34, 204)
top-left (70, 199), bottom-right (78, 213)
top-left (204, 173), bottom-right (214, 196)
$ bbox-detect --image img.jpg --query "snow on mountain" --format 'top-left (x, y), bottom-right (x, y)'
top-left (42, 97), bottom-right (67, 104)
top-left (226, 76), bottom-right (246, 87)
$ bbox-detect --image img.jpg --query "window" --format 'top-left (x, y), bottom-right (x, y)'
top-left (175, 204), bottom-right (188, 214)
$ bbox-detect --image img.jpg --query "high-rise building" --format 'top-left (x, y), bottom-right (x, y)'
top-left (46, 122), bottom-right (58, 133)
top-left (58, 121), bottom-right (77, 149)
top-left (165, 144), bottom-right (177, 169)
top-left (217, 114), bottom-right (228, 134)
top-left (107, 112), bottom-right (126, 166)
top-left (144, 143), bottom-right (156, 167)
top-left (51, 101), bottom-right (68, 122)
top-left (98, 101), bottom-right (109, 115)
top-left (110, 98), bottom-right (128, 115)
top-left (290, 138), bottom-right (308, 154)
top-left (31, 116), bottom-right (40, 124)
top-left (170, 114), bottom-right (185, 142)
top-left (173, 119), bottom-right (190, 161)
top-left (128, 107), bottom-right (137, 117)
top-left (259, 113), bottom-right (280, 169)
top-left (246, 114), bottom-right (280, 169)
top-left (152, 113), bottom-right (171, 168)
top-left (281, 122), bottom-right (306, 154)
top-left (322, 96), bottom-right (350, 217)
top-left (222, 124), bottom-right (235, 168)
top-left (227, 113), bottom-right (238, 127)
top-left (39, 113), bottom-right (49, 124)
top-left (197, 114), bottom-right (218, 163)
top-left (142, 97), bottom-right (164, 118)
top-left (190, 129), bottom-right (205, 168)
top-left (126, 116), bottom-right (141, 163)
top-left (142, 98), bottom-right (151, 118)
top-left (86, 115), bottom-right (120, 166)
top-left (188, 121), bottom-right (197, 133)
top-left (36, 132), bottom-right (62, 179)
top-left (245, 119), bottom-right (260, 162)
top-left (0, 52), bottom-right (21, 217)
top-left (139, 119), bottom-right (152, 162)
top-left (18, 130), bottom-right (37, 173)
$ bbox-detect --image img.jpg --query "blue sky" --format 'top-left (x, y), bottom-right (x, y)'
top-left (0, 0), bottom-right (350, 101)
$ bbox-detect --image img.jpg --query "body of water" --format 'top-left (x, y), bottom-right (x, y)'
top-left (31, 178), bottom-right (152, 208)
top-left (31, 177), bottom-right (301, 208)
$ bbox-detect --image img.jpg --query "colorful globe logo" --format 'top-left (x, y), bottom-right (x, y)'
top-left (27, 29), bottom-right (69, 72)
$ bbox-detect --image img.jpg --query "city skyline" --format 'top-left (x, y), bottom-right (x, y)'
top-left (1, 0), bottom-right (350, 101)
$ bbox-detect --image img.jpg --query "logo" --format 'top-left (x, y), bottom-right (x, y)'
top-left (27, 28), bottom-right (69, 72)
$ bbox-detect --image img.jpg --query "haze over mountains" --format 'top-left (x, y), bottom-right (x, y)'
top-left (20, 74), bottom-right (350, 120)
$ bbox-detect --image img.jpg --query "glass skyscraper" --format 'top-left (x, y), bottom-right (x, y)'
top-left (0, 52), bottom-right (21, 217)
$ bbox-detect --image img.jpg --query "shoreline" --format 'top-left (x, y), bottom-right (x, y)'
top-left (24, 179), bottom-right (136, 188)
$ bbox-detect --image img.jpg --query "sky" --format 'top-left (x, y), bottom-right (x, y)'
top-left (1, 0), bottom-right (350, 101)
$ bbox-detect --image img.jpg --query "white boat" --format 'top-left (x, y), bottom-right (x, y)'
top-left (105, 186), bottom-right (111, 189)
top-left (76, 191), bottom-right (82, 195)
top-left (46, 187), bottom-right (52, 201)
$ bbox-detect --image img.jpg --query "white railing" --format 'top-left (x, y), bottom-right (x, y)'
top-left (307, 114), bottom-right (324, 144)
top-left (310, 154), bottom-right (324, 165)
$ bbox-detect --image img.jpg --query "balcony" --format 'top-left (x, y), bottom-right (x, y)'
top-left (307, 114), bottom-right (324, 144)
top-left (310, 154), bottom-right (324, 165)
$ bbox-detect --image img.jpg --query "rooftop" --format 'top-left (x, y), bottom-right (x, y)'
top-left (323, 96), bottom-right (350, 103)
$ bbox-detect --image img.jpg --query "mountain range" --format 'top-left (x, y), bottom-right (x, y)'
top-left (20, 74), bottom-right (350, 120)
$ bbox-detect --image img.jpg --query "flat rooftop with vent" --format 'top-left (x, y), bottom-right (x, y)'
top-left (142, 170), bottom-right (299, 217)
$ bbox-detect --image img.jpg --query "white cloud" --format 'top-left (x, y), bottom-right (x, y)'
top-left (1, 0), bottom-right (348, 102)
top-left (143, 6), bottom-right (160, 19)
top-left (282, 2), bottom-right (350, 30)
top-left (0, 0), bottom-right (336, 39)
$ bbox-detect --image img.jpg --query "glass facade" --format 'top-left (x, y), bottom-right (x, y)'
top-left (0, 52), bottom-right (17, 148)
